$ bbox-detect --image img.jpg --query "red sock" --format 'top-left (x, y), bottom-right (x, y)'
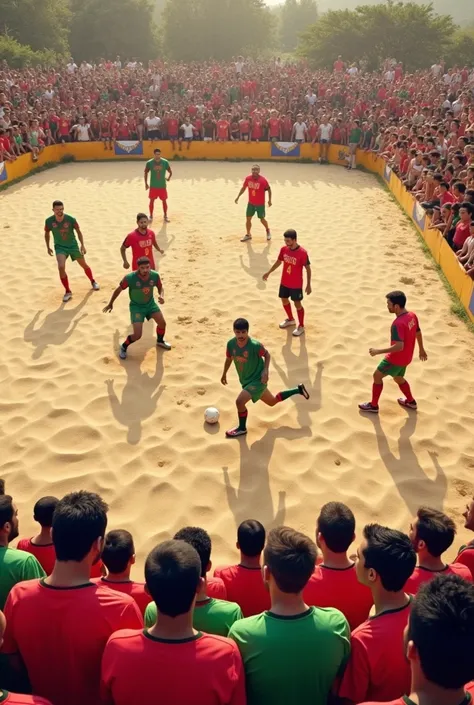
top-left (156, 326), bottom-right (165, 341)
top-left (398, 381), bottom-right (414, 402)
top-left (84, 266), bottom-right (94, 283)
top-left (283, 303), bottom-right (294, 321)
top-left (297, 307), bottom-right (305, 327)
top-left (371, 383), bottom-right (383, 407)
top-left (149, 199), bottom-right (155, 217)
top-left (162, 200), bottom-right (168, 215)
top-left (60, 275), bottom-right (70, 293)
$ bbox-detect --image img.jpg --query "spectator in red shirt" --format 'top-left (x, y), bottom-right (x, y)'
top-left (16, 496), bottom-right (59, 575)
top-left (405, 507), bottom-right (472, 595)
top-left (451, 203), bottom-right (474, 251)
top-left (456, 497), bottom-right (474, 576)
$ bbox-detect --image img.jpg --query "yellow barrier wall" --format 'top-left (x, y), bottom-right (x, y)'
top-left (1, 142), bottom-right (473, 323)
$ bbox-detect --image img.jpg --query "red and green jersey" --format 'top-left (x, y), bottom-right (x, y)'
top-left (386, 312), bottom-right (420, 366)
top-left (213, 564), bottom-right (270, 617)
top-left (243, 175), bottom-right (269, 206)
top-left (278, 245), bottom-right (310, 289)
top-left (145, 597), bottom-right (243, 637)
top-left (146, 158), bottom-right (169, 189)
top-left (226, 338), bottom-right (266, 387)
top-left (120, 271), bottom-right (161, 305)
top-left (44, 215), bottom-right (78, 249)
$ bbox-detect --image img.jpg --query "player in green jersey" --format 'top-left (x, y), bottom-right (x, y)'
top-left (221, 318), bottom-right (310, 438)
top-left (103, 255), bottom-right (171, 358)
top-left (144, 148), bottom-right (172, 223)
top-left (44, 200), bottom-right (100, 303)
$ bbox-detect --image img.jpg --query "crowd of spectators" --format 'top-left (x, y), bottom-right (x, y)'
top-left (0, 482), bottom-right (474, 705)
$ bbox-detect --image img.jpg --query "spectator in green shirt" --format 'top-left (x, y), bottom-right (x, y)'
top-left (0, 496), bottom-right (45, 609)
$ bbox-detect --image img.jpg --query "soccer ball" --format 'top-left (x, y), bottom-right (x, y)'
top-left (204, 407), bottom-right (220, 424)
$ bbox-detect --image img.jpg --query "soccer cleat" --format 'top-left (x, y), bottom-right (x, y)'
top-left (62, 292), bottom-right (72, 303)
top-left (240, 234), bottom-right (252, 242)
top-left (266, 230), bottom-right (272, 241)
top-left (298, 383), bottom-right (310, 400)
top-left (157, 339), bottom-right (172, 351)
top-left (91, 281), bottom-right (100, 291)
top-left (292, 326), bottom-right (305, 337)
top-left (164, 215), bottom-right (170, 223)
top-left (149, 216), bottom-right (153, 223)
top-left (279, 319), bottom-right (296, 329)
top-left (119, 344), bottom-right (127, 360)
top-left (225, 427), bottom-right (248, 438)
top-left (358, 402), bottom-right (379, 413)
top-left (398, 398), bottom-right (417, 410)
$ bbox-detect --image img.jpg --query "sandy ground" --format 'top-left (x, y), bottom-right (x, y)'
top-left (1, 161), bottom-right (474, 574)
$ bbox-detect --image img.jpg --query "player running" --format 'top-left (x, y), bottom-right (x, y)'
top-left (263, 229), bottom-right (311, 337)
top-left (221, 318), bottom-right (310, 438)
top-left (144, 148), bottom-right (172, 223)
top-left (44, 200), bottom-right (100, 303)
top-left (103, 256), bottom-right (171, 359)
top-left (121, 213), bottom-right (164, 271)
top-left (235, 164), bottom-right (272, 243)
top-left (359, 290), bottom-right (427, 413)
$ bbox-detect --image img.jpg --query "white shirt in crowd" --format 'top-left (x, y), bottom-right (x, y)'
top-left (319, 123), bottom-right (332, 140)
top-left (431, 63), bottom-right (442, 77)
top-left (75, 124), bottom-right (90, 141)
top-left (80, 62), bottom-right (93, 74)
top-left (66, 61), bottom-right (77, 74)
top-left (114, 59), bottom-right (122, 69)
top-left (235, 60), bottom-right (244, 74)
top-left (145, 116), bottom-right (161, 130)
top-left (181, 123), bottom-right (195, 139)
top-left (384, 70), bottom-right (394, 81)
top-left (127, 61), bottom-right (138, 68)
top-left (442, 98), bottom-right (452, 110)
top-left (305, 92), bottom-right (317, 106)
top-left (443, 73), bottom-right (452, 85)
top-left (293, 122), bottom-right (307, 140)
top-left (452, 98), bottom-right (463, 115)
top-left (43, 89), bottom-right (54, 100)
top-left (348, 66), bottom-right (358, 76)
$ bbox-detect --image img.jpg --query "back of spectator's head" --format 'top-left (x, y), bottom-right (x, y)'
top-left (145, 540), bottom-right (201, 617)
top-left (439, 180), bottom-right (449, 190)
top-left (407, 575), bottom-right (474, 688)
top-left (173, 526), bottom-right (211, 577)
top-left (411, 507), bottom-right (456, 558)
top-left (433, 173), bottom-right (443, 183)
top-left (358, 523), bottom-right (416, 592)
top-left (52, 491), bottom-right (108, 562)
top-left (0, 495), bottom-right (18, 543)
top-left (465, 189), bottom-right (474, 203)
top-left (102, 529), bottom-right (135, 574)
top-left (34, 496), bottom-right (59, 528)
top-left (386, 289), bottom-right (406, 310)
top-left (453, 182), bottom-right (466, 195)
top-left (317, 501), bottom-right (355, 553)
top-left (264, 526), bottom-right (316, 594)
top-left (237, 520), bottom-right (265, 557)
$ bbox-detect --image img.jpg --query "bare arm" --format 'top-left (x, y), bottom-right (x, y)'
top-left (369, 341), bottom-right (404, 356)
top-left (144, 165), bottom-right (150, 189)
top-left (263, 259), bottom-right (282, 280)
top-left (103, 285), bottom-right (123, 312)
top-left (74, 223), bottom-right (86, 254)
top-left (44, 229), bottom-right (53, 256)
top-left (157, 278), bottom-right (165, 303)
top-left (235, 185), bottom-right (246, 204)
top-left (166, 163), bottom-right (172, 181)
top-left (267, 185), bottom-right (272, 206)
top-left (152, 234), bottom-right (164, 254)
top-left (305, 264), bottom-right (312, 294)
top-left (120, 244), bottom-right (130, 268)
top-left (221, 356), bottom-right (233, 384)
top-left (416, 330), bottom-right (428, 361)
top-left (261, 350), bottom-right (271, 384)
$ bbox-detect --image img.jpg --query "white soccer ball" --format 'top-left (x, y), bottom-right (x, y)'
top-left (204, 407), bottom-right (220, 424)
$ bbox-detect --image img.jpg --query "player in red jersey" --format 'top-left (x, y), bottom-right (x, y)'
top-left (214, 520), bottom-right (270, 617)
top-left (235, 164), bottom-right (272, 243)
top-left (121, 213), bottom-right (164, 271)
top-left (405, 507), bottom-right (472, 595)
top-left (263, 228), bottom-right (311, 337)
top-left (359, 575), bottom-right (474, 705)
top-left (359, 291), bottom-right (427, 413)
top-left (17, 497), bottom-right (58, 575)
top-left (455, 497), bottom-right (474, 576)
top-left (101, 539), bottom-right (246, 705)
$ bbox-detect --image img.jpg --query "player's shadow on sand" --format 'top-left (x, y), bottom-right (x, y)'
top-left (223, 426), bottom-right (311, 529)
top-left (364, 413), bottom-right (447, 514)
top-left (24, 291), bottom-right (92, 359)
top-left (156, 223), bottom-right (175, 254)
top-left (105, 330), bottom-right (165, 445)
top-left (239, 241), bottom-right (272, 290)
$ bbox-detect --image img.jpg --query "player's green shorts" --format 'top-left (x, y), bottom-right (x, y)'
top-left (129, 301), bottom-right (160, 323)
top-left (54, 246), bottom-right (82, 261)
top-left (246, 203), bottom-right (266, 219)
top-left (377, 359), bottom-right (407, 378)
top-left (243, 379), bottom-right (267, 403)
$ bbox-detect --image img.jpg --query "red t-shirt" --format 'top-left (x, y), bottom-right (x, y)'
top-left (101, 630), bottom-right (245, 705)
top-left (303, 564), bottom-right (373, 631)
top-left (213, 565), bottom-right (270, 617)
top-left (216, 120), bottom-right (229, 140)
top-left (385, 311), bottom-right (420, 366)
top-left (455, 544), bottom-right (474, 576)
top-left (58, 119), bottom-right (70, 136)
top-left (268, 118), bottom-right (280, 138)
top-left (94, 578), bottom-right (152, 615)
top-left (167, 118), bottom-right (178, 136)
top-left (0, 692), bottom-right (52, 704)
top-left (208, 576), bottom-right (227, 600)
top-left (440, 191), bottom-right (455, 205)
top-left (122, 229), bottom-right (157, 270)
top-left (16, 540), bottom-right (55, 576)
top-left (338, 599), bottom-right (412, 703)
top-left (243, 174), bottom-right (269, 206)
top-left (239, 119), bottom-right (250, 134)
top-left (453, 221), bottom-right (471, 249)
top-left (278, 245), bottom-right (310, 289)
top-left (2, 579), bottom-right (143, 705)
top-left (405, 563), bottom-right (472, 595)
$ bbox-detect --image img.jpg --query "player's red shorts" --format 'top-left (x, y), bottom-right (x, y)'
top-left (149, 187), bottom-right (167, 201)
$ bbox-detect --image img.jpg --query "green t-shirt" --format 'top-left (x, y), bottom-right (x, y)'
top-left (0, 547), bottom-right (46, 609)
top-left (146, 158), bottom-right (169, 189)
top-left (145, 597), bottom-right (243, 637)
top-left (226, 337), bottom-right (266, 387)
top-left (349, 127), bottom-right (362, 144)
top-left (45, 214), bottom-right (78, 250)
top-left (228, 606), bottom-right (350, 705)
top-left (122, 270), bottom-right (161, 306)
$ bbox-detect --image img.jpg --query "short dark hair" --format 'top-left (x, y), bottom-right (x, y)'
top-left (173, 526), bottom-right (211, 577)
top-left (145, 540), bottom-right (201, 617)
top-left (284, 229), bottom-right (297, 240)
top-left (453, 182), bottom-right (466, 194)
top-left (52, 491), bottom-right (108, 562)
top-left (264, 526), bottom-right (317, 593)
top-left (238, 520), bottom-right (265, 557)
top-left (0, 496), bottom-right (14, 529)
top-left (386, 290), bottom-right (407, 308)
top-left (233, 317), bottom-right (249, 332)
top-left (33, 496), bottom-right (59, 528)
top-left (136, 212), bottom-right (148, 221)
top-left (415, 507), bottom-right (456, 557)
top-left (318, 502), bottom-right (355, 553)
top-left (52, 200), bottom-right (63, 208)
top-left (409, 575), bottom-right (474, 688)
top-left (0, 479), bottom-right (5, 495)
top-left (362, 523), bottom-right (416, 591)
top-left (102, 529), bottom-right (134, 573)
top-left (153, 148), bottom-right (161, 154)
top-left (137, 256), bottom-right (150, 266)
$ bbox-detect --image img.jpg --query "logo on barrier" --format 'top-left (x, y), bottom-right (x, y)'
top-left (412, 201), bottom-right (426, 231)
top-left (271, 142), bottom-right (300, 158)
top-left (337, 149), bottom-right (349, 163)
top-left (114, 140), bottom-right (143, 156)
top-left (0, 162), bottom-right (7, 183)
top-left (384, 164), bottom-right (392, 183)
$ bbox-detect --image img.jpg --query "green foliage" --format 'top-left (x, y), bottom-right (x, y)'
top-left (279, 0), bottom-right (318, 52)
top-left (443, 27), bottom-right (474, 66)
top-left (0, 0), bottom-right (70, 54)
top-left (0, 35), bottom-right (59, 67)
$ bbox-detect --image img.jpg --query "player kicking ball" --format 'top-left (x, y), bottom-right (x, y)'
top-left (44, 200), bottom-right (100, 303)
top-left (103, 256), bottom-right (171, 359)
top-left (263, 228), bottom-right (311, 336)
top-left (221, 318), bottom-right (309, 438)
top-left (359, 290), bottom-right (427, 414)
